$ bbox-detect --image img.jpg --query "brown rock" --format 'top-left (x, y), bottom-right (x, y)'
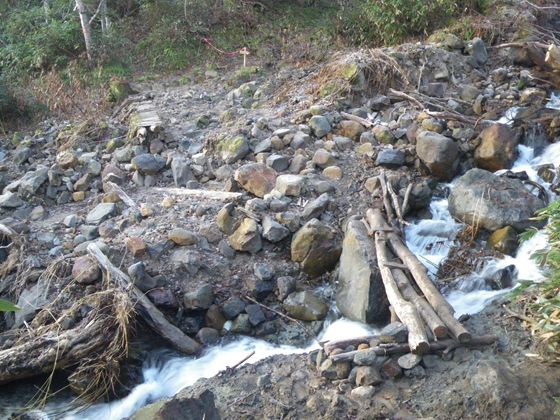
top-left (234, 163), bottom-right (277, 198)
top-left (72, 256), bottom-right (100, 284)
top-left (339, 120), bottom-right (365, 141)
top-left (169, 228), bottom-right (198, 246)
top-left (474, 124), bottom-right (519, 172)
top-left (126, 237), bottom-right (147, 257)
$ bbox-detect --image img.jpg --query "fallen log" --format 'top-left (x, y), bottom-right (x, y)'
top-left (375, 231), bottom-right (430, 354)
top-left (392, 268), bottom-right (448, 338)
top-left (366, 208), bottom-right (471, 343)
top-left (323, 335), bottom-right (379, 355)
top-left (340, 111), bottom-right (374, 128)
top-left (152, 188), bottom-right (242, 201)
top-left (329, 335), bottom-right (497, 362)
top-left (87, 243), bottom-right (201, 355)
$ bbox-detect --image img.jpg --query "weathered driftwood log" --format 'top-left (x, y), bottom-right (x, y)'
top-left (88, 243), bottom-right (201, 354)
top-left (0, 310), bottom-right (113, 385)
top-left (379, 174), bottom-right (400, 234)
top-left (329, 335), bottom-right (497, 362)
top-left (375, 231), bottom-right (430, 354)
top-left (392, 268), bottom-right (448, 338)
top-left (323, 336), bottom-right (379, 355)
top-left (366, 208), bottom-right (471, 343)
top-left (340, 111), bottom-right (374, 128)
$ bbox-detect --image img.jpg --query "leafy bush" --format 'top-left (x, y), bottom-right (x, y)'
top-left (338, 0), bottom-right (484, 45)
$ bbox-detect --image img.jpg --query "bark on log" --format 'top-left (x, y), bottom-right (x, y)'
top-left (329, 335), bottom-right (497, 362)
top-left (87, 244), bottom-right (201, 354)
top-left (0, 309), bottom-right (111, 384)
top-left (392, 268), bottom-right (448, 338)
top-left (366, 208), bottom-right (471, 343)
top-left (379, 174), bottom-right (400, 234)
top-left (340, 111), bottom-right (374, 128)
top-left (323, 336), bottom-right (379, 355)
top-left (375, 231), bottom-right (429, 354)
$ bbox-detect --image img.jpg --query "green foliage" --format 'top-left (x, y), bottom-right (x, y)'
top-left (515, 200), bottom-right (560, 363)
top-left (338, 0), bottom-right (484, 45)
top-left (0, 298), bottom-right (20, 312)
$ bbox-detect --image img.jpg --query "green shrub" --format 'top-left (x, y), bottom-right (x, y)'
top-left (338, 0), bottom-right (484, 45)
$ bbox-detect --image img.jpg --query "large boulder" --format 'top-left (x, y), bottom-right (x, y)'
top-left (234, 163), bottom-right (277, 198)
top-left (474, 124), bottom-right (519, 172)
top-left (336, 219), bottom-right (389, 323)
top-left (291, 219), bottom-right (341, 277)
top-left (416, 131), bottom-right (459, 181)
top-left (449, 168), bottom-right (545, 231)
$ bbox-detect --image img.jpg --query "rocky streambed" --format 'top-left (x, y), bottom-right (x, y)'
top-left (1, 3), bottom-right (560, 418)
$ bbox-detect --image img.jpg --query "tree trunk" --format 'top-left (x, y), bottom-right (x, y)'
top-left (43, 0), bottom-right (50, 23)
top-left (75, 0), bottom-right (94, 61)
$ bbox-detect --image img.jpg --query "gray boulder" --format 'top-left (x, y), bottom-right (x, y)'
top-left (131, 153), bottom-right (166, 175)
top-left (336, 219), bottom-right (389, 323)
top-left (449, 168), bottom-right (545, 231)
top-left (309, 115), bottom-right (331, 138)
top-left (283, 291), bottom-right (329, 321)
top-left (416, 131), bottom-right (459, 181)
top-left (171, 155), bottom-right (194, 187)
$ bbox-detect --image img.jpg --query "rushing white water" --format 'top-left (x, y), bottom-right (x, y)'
top-left (406, 139), bottom-right (559, 317)
top-left (51, 318), bottom-right (376, 420)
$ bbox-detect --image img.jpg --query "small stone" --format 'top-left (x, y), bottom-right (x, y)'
top-left (86, 203), bottom-right (116, 225)
top-left (205, 304), bottom-right (226, 330)
top-left (353, 348), bottom-right (377, 366)
top-left (373, 125), bottom-right (395, 144)
top-left (228, 218), bottom-right (262, 254)
top-left (162, 197), bottom-right (175, 208)
top-left (381, 359), bottom-right (403, 379)
top-left (231, 314), bottom-right (252, 334)
top-left (0, 191), bottom-right (24, 208)
top-left (168, 228), bottom-right (198, 246)
top-left (398, 353), bottom-right (422, 370)
top-left (312, 149), bottom-right (335, 168)
top-left (126, 237), bottom-right (147, 257)
top-left (266, 154), bottom-right (289, 172)
top-left (127, 262), bottom-right (156, 292)
top-left (72, 256), bottom-right (100, 284)
top-left (57, 151), bottom-right (78, 169)
top-left (355, 366), bottom-right (383, 387)
top-left (350, 386), bottom-right (376, 400)
top-left (63, 214), bottom-right (78, 228)
top-left (131, 153), bottom-right (166, 175)
top-left (380, 322), bottom-right (408, 343)
top-left (364, 177), bottom-right (380, 194)
top-left (322, 166), bottom-right (342, 180)
top-left (196, 328), bottom-right (219, 345)
top-left (276, 174), bottom-right (305, 197)
top-left (171, 155), bottom-right (193, 187)
top-left (309, 115), bottom-right (332, 138)
top-left (302, 193), bottom-right (330, 221)
top-left (234, 163), bottom-right (277, 198)
top-left (72, 191), bottom-right (86, 202)
top-left (276, 276), bottom-right (296, 301)
top-left (339, 120), bottom-right (365, 140)
top-left (262, 216), bottom-right (290, 242)
top-left (184, 284), bottom-right (214, 310)
top-left (222, 297), bottom-right (246, 320)
top-left (245, 304), bottom-right (266, 326)
top-left (375, 149), bottom-right (405, 168)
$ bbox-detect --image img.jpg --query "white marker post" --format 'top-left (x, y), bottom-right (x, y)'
top-left (240, 47), bottom-right (249, 67)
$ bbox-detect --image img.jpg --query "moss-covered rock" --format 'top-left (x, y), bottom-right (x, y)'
top-left (107, 78), bottom-right (135, 103)
top-left (216, 135), bottom-right (249, 163)
top-left (488, 226), bottom-right (518, 256)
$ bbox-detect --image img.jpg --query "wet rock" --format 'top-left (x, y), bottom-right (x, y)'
top-left (262, 216), bottom-right (290, 242)
top-left (291, 219), bottom-right (341, 277)
top-left (147, 288), bottom-right (178, 308)
top-left (488, 226), bottom-right (518, 255)
top-left (309, 115), bottom-right (331, 138)
top-left (283, 291), bottom-right (328, 321)
top-left (408, 182), bottom-right (433, 210)
top-left (449, 168), bottom-right (545, 231)
top-left (337, 219), bottom-right (389, 323)
top-left (416, 131), bottom-right (459, 181)
top-left (486, 265), bottom-right (516, 290)
top-left (228, 218), bottom-right (262, 253)
top-left (350, 385), bottom-right (376, 400)
top-left (231, 313), bottom-right (252, 333)
top-left (171, 155), bottom-right (193, 187)
top-left (196, 328), bottom-right (220, 346)
top-left (474, 124), bottom-right (519, 171)
top-left (254, 263), bottom-right (274, 281)
top-left (169, 228), bottom-right (198, 246)
top-left (86, 203), bottom-right (116, 225)
top-left (216, 135), bottom-right (249, 163)
top-left (184, 284), bottom-right (214, 310)
top-left (375, 149), bottom-right (405, 168)
top-left (131, 153), bottom-right (166, 175)
top-left (301, 193), bottom-right (330, 221)
top-left (72, 256), bottom-right (100, 284)
top-left (234, 163), bottom-right (277, 198)
top-left (205, 305), bottom-right (226, 330)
